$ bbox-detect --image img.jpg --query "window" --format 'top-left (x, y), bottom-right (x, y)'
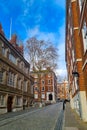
top-left (34, 81), bottom-right (37, 84)
top-left (18, 79), bottom-right (21, 89)
top-left (31, 85), bottom-right (34, 94)
top-left (19, 61), bottom-right (24, 70)
top-left (75, 77), bottom-right (79, 90)
top-left (42, 86), bottom-right (45, 91)
top-left (9, 53), bottom-right (16, 64)
top-left (2, 47), bottom-right (5, 55)
top-left (82, 22), bottom-right (87, 53)
top-left (34, 94), bottom-right (38, 99)
top-left (15, 97), bottom-right (22, 106)
top-left (42, 94), bottom-right (45, 99)
top-left (34, 74), bottom-right (38, 78)
top-left (7, 72), bottom-right (15, 87)
top-left (34, 87), bottom-right (38, 91)
top-left (48, 80), bottom-right (51, 84)
top-left (0, 95), bottom-right (5, 106)
top-left (0, 71), bottom-right (3, 83)
top-left (48, 73), bottom-right (51, 77)
top-left (23, 81), bottom-right (27, 92)
top-left (42, 80), bottom-right (45, 84)
top-left (78, 0), bottom-right (84, 11)
top-left (72, 49), bottom-right (75, 62)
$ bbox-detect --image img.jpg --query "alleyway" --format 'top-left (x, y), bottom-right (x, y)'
top-left (0, 103), bottom-right (63, 130)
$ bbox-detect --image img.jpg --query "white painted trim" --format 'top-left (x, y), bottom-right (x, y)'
top-left (76, 58), bottom-right (82, 62)
top-left (79, 0), bottom-right (86, 31)
top-left (71, 0), bottom-right (76, 2)
top-left (82, 59), bottom-right (87, 70)
top-left (73, 27), bottom-right (79, 30)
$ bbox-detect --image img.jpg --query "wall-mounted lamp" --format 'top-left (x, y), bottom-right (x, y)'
top-left (72, 71), bottom-right (79, 77)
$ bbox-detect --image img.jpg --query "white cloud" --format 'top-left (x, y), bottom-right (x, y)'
top-left (25, 26), bottom-right (56, 43)
top-left (55, 69), bottom-right (67, 77)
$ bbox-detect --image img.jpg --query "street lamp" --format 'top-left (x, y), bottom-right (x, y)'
top-left (72, 71), bottom-right (79, 90)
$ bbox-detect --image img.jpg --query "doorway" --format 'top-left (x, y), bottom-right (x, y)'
top-left (7, 96), bottom-right (13, 112)
top-left (49, 94), bottom-right (53, 101)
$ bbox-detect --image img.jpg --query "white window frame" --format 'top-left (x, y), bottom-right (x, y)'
top-left (41, 93), bottom-right (45, 99)
top-left (82, 22), bottom-right (87, 53)
top-left (7, 72), bottom-right (15, 87)
top-left (78, 0), bottom-right (83, 11)
top-left (34, 94), bottom-right (38, 99)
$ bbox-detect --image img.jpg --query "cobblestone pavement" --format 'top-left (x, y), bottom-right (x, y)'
top-left (0, 103), bottom-right (63, 130)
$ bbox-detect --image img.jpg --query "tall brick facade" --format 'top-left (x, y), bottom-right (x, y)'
top-left (65, 0), bottom-right (87, 121)
top-left (57, 80), bottom-right (69, 101)
top-left (31, 70), bottom-right (57, 105)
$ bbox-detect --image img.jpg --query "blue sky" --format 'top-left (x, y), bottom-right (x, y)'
top-left (0, 0), bottom-right (67, 78)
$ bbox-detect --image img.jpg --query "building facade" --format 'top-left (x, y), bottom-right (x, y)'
top-left (65, 0), bottom-right (87, 121)
top-left (31, 70), bottom-right (57, 104)
top-left (0, 24), bottom-right (34, 114)
top-left (57, 80), bottom-right (69, 101)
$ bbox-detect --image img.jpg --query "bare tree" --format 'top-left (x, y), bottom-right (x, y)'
top-left (26, 37), bottom-right (58, 71)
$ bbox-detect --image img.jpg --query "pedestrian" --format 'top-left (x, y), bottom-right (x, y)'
top-left (63, 100), bottom-right (66, 110)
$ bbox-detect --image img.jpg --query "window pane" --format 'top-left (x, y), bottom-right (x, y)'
top-left (0, 71), bottom-right (3, 83)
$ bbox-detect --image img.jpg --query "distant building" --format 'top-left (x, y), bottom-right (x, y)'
top-left (57, 80), bottom-right (69, 101)
top-left (0, 24), bottom-right (34, 114)
top-left (31, 70), bottom-right (57, 104)
top-left (65, 0), bottom-right (87, 121)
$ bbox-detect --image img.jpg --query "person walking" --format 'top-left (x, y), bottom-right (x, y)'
top-left (63, 100), bottom-right (66, 110)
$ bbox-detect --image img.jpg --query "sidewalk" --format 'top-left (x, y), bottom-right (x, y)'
top-left (64, 102), bottom-right (87, 130)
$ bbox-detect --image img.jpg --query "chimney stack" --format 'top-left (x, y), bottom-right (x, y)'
top-left (0, 23), bottom-right (5, 36)
top-left (10, 34), bottom-right (17, 44)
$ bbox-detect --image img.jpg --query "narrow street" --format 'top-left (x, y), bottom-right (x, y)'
top-left (0, 103), bottom-right (63, 130)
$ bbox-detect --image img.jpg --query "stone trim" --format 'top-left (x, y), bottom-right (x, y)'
top-left (82, 59), bottom-right (87, 70)
top-left (71, 0), bottom-right (76, 2)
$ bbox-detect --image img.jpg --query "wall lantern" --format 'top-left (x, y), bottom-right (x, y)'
top-left (72, 71), bottom-right (79, 77)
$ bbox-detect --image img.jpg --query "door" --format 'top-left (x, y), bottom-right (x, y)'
top-left (7, 96), bottom-right (13, 112)
top-left (49, 94), bottom-right (53, 101)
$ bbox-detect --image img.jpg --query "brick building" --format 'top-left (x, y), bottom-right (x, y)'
top-left (31, 70), bottom-right (57, 104)
top-left (0, 24), bottom-right (34, 114)
top-left (57, 80), bottom-right (69, 101)
top-left (65, 0), bottom-right (87, 121)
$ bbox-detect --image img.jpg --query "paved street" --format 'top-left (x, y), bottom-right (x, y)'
top-left (0, 103), bottom-right (63, 130)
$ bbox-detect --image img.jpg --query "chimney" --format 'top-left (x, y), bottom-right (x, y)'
top-left (10, 34), bottom-right (17, 44)
top-left (19, 45), bottom-right (24, 55)
top-left (0, 23), bottom-right (5, 36)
